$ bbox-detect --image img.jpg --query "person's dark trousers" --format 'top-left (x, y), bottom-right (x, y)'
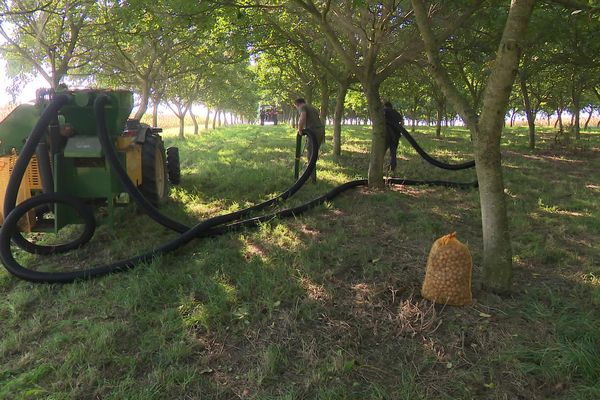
top-left (386, 125), bottom-right (402, 172)
top-left (389, 136), bottom-right (399, 171)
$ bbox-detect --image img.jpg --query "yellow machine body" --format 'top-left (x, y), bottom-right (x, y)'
top-left (0, 153), bottom-right (41, 232)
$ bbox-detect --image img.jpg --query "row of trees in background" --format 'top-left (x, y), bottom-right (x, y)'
top-left (248, 1), bottom-right (600, 151)
top-left (1, 1), bottom-right (598, 146)
top-left (1, 0), bottom-right (600, 293)
top-left (0, 0), bottom-right (259, 139)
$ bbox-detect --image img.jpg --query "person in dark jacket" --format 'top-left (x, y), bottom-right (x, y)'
top-left (383, 101), bottom-right (404, 171)
top-left (295, 98), bottom-right (325, 182)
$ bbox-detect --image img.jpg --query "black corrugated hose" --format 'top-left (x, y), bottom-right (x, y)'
top-left (0, 94), bottom-right (477, 283)
top-left (398, 125), bottom-right (475, 170)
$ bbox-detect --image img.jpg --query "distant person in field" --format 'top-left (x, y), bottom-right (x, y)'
top-left (295, 98), bottom-right (325, 182)
top-left (383, 101), bottom-right (404, 171)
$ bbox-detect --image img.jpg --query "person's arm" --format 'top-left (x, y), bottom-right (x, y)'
top-left (390, 109), bottom-right (403, 127)
top-left (297, 111), bottom-right (307, 135)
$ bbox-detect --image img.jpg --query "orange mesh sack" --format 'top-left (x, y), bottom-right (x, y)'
top-left (421, 232), bottom-right (472, 306)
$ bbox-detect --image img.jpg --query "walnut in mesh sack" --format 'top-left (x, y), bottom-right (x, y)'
top-left (421, 232), bottom-right (472, 306)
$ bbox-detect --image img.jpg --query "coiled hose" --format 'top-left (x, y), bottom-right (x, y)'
top-left (0, 95), bottom-right (477, 283)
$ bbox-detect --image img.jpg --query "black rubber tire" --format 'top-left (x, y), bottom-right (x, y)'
top-left (140, 132), bottom-right (169, 206)
top-left (166, 147), bottom-right (181, 185)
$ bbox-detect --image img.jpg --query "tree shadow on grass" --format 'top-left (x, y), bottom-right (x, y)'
top-left (2, 125), bottom-right (599, 399)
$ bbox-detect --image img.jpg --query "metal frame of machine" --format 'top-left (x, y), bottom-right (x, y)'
top-left (0, 88), bottom-right (180, 233)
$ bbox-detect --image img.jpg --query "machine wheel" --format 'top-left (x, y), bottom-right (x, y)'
top-left (140, 132), bottom-right (169, 206)
top-left (166, 147), bottom-right (181, 185)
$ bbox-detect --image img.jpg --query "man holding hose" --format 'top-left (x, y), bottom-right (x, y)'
top-left (295, 98), bottom-right (325, 182)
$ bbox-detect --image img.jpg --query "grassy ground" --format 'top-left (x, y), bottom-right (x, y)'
top-left (0, 123), bottom-right (599, 399)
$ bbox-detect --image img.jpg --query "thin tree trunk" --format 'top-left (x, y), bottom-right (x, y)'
top-left (218, 110), bottom-right (222, 127)
top-left (134, 80), bottom-right (151, 120)
top-left (557, 108), bottom-right (563, 131)
top-left (205, 109), bottom-right (211, 130)
top-left (152, 96), bottom-right (160, 127)
top-left (519, 71), bottom-right (535, 149)
top-left (319, 73), bottom-right (329, 123)
top-left (304, 86), bottom-right (314, 105)
top-left (435, 97), bottom-right (445, 137)
top-left (178, 115), bottom-right (185, 139)
top-left (333, 81), bottom-right (349, 157)
top-left (571, 85), bottom-right (581, 140)
top-left (584, 107), bottom-right (593, 130)
top-left (190, 108), bottom-right (199, 135)
top-left (212, 110), bottom-right (217, 129)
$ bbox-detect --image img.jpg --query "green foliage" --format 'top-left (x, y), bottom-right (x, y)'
top-left (0, 0), bottom-right (97, 87)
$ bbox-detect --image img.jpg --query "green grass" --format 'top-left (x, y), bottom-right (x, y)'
top-left (1, 123), bottom-right (599, 399)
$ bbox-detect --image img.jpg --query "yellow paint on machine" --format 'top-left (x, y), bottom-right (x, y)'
top-left (116, 137), bottom-right (142, 186)
top-left (0, 151), bottom-right (39, 232)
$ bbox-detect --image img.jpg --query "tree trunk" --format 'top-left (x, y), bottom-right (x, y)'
top-left (304, 86), bottom-right (314, 105)
top-left (205, 109), bottom-right (211, 130)
top-left (218, 110), bottom-right (222, 127)
top-left (333, 81), bottom-right (349, 157)
top-left (556, 108), bottom-right (563, 131)
top-left (152, 96), bottom-right (160, 127)
top-left (509, 110), bottom-right (516, 127)
top-left (412, 0), bottom-right (535, 293)
top-left (190, 108), bottom-right (199, 135)
top-left (178, 115), bottom-right (185, 139)
top-left (364, 79), bottom-right (386, 188)
top-left (519, 71), bottom-right (536, 149)
top-left (584, 107), bottom-right (593, 130)
top-left (435, 97), bottom-right (445, 137)
top-left (571, 85), bottom-right (580, 140)
top-left (134, 80), bottom-right (151, 120)
top-left (319, 74), bottom-right (329, 123)
top-left (474, 0), bottom-right (535, 292)
top-left (212, 110), bottom-right (217, 129)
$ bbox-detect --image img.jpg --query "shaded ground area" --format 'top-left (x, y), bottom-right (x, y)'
top-left (0, 124), bottom-right (599, 399)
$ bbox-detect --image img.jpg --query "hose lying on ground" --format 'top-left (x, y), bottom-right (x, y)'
top-left (398, 126), bottom-right (475, 170)
top-left (0, 94), bottom-right (477, 283)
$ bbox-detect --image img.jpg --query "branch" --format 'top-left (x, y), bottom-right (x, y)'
top-left (0, 25), bottom-right (53, 84)
top-left (378, 0), bottom-right (483, 81)
top-left (545, 0), bottom-right (600, 13)
top-left (290, 0), bottom-right (358, 75)
top-left (411, 0), bottom-right (478, 126)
